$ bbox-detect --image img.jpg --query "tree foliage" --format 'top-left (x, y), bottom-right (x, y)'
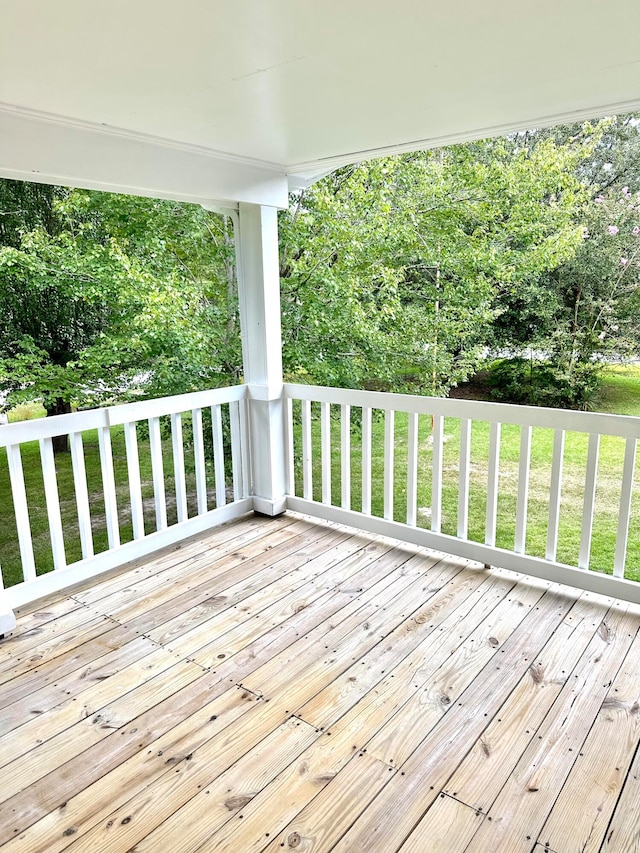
top-left (0, 186), bottom-right (240, 424)
top-left (279, 135), bottom-right (589, 393)
top-left (2, 114), bottom-right (640, 419)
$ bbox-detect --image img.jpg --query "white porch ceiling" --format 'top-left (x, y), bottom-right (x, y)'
top-left (1, 0), bottom-right (639, 206)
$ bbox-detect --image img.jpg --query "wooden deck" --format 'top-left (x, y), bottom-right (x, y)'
top-left (1, 512), bottom-right (640, 852)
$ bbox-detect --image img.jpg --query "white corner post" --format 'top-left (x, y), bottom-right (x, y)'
top-left (236, 202), bottom-right (287, 516)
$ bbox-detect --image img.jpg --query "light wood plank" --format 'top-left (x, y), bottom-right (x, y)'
top-left (600, 716), bottom-right (640, 852)
top-left (399, 793), bottom-right (485, 852)
top-left (197, 732), bottom-right (393, 853)
top-left (366, 575), bottom-right (548, 768)
top-left (60, 713), bottom-right (316, 853)
top-left (464, 604), bottom-right (639, 853)
top-left (296, 564), bottom-right (504, 729)
top-left (443, 593), bottom-right (611, 811)
top-left (262, 752), bottom-right (394, 853)
top-left (2, 683), bottom-right (264, 853)
top-left (539, 625), bottom-right (640, 853)
top-left (331, 588), bottom-right (579, 853)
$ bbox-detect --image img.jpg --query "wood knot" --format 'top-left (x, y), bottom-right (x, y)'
top-left (224, 795), bottom-right (252, 811)
top-left (488, 637), bottom-right (499, 647)
top-left (598, 621), bottom-right (613, 643)
top-left (315, 773), bottom-right (337, 784)
top-left (529, 663), bottom-right (545, 685)
top-left (288, 832), bottom-right (302, 848)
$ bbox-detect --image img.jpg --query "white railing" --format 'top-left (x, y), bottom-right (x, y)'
top-left (6, 380), bottom-right (640, 609)
top-left (1, 386), bottom-right (252, 606)
top-left (284, 384), bottom-right (640, 604)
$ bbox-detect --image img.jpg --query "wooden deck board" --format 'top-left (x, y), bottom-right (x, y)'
top-left (1, 512), bottom-right (640, 852)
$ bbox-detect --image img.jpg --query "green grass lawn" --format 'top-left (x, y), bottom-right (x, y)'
top-left (291, 365), bottom-right (640, 582)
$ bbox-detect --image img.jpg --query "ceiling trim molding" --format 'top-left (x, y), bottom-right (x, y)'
top-left (0, 101), bottom-right (285, 175)
top-left (286, 96), bottom-right (640, 184)
top-left (0, 103), bottom-right (289, 208)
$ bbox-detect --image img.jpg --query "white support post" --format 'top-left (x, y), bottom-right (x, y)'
top-left (236, 203), bottom-right (287, 516)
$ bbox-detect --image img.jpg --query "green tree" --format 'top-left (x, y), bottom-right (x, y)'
top-left (279, 136), bottom-right (587, 394)
top-left (0, 184), bottom-right (241, 448)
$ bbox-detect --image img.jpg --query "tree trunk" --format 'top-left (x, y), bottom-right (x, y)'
top-left (45, 397), bottom-right (72, 454)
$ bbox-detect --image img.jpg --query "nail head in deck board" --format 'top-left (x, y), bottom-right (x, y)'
top-left (538, 623), bottom-right (640, 853)
top-left (365, 576), bottom-right (548, 768)
top-left (397, 792), bottom-right (485, 852)
top-left (331, 588), bottom-right (579, 852)
top-left (239, 554), bottom-right (468, 698)
top-left (442, 594), bottom-right (606, 811)
top-left (77, 714), bottom-right (318, 853)
top-left (297, 568), bottom-right (513, 730)
top-left (0, 635), bottom-right (159, 762)
top-left (0, 682), bottom-right (267, 853)
top-left (599, 727), bottom-right (640, 853)
top-left (462, 605), bottom-right (639, 853)
top-left (4, 514), bottom-right (640, 853)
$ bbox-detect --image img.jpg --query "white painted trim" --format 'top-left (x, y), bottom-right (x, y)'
top-left (253, 496), bottom-right (287, 516)
top-left (284, 383), bottom-right (640, 439)
top-left (0, 597), bottom-right (16, 636)
top-left (286, 97), bottom-right (640, 185)
top-left (286, 498), bottom-right (640, 606)
top-left (4, 500), bottom-right (254, 609)
top-left (0, 102), bottom-right (289, 208)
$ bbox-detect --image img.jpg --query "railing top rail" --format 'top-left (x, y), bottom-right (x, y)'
top-left (284, 383), bottom-right (640, 439)
top-left (106, 384), bottom-right (247, 426)
top-left (0, 384), bottom-right (248, 447)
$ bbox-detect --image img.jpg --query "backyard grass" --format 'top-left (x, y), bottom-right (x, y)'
top-left (291, 364), bottom-right (640, 583)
